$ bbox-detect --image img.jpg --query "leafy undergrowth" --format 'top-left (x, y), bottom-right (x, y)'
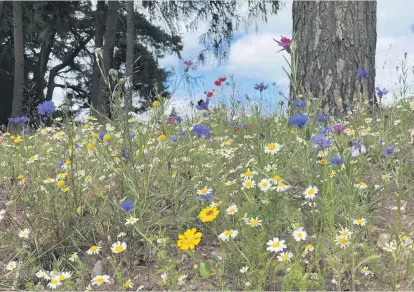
top-left (1, 91), bottom-right (414, 291)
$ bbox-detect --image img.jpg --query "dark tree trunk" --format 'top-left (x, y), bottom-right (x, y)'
top-left (125, 0), bottom-right (134, 113)
top-left (11, 1), bottom-right (24, 117)
top-left (292, 1), bottom-right (377, 114)
top-left (95, 1), bottom-right (119, 117)
top-left (34, 29), bottom-right (56, 102)
top-left (91, 0), bottom-right (106, 109)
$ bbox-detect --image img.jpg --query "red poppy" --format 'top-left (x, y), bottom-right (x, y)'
top-left (206, 91), bottom-right (213, 98)
top-left (249, 124), bottom-right (253, 129)
top-left (214, 80), bottom-right (222, 86)
top-left (218, 77), bottom-right (227, 82)
top-left (167, 117), bottom-right (174, 125)
top-left (236, 128), bottom-right (241, 134)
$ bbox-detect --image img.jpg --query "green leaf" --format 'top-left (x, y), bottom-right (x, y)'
top-left (353, 254), bottom-right (381, 273)
top-left (200, 261), bottom-right (211, 279)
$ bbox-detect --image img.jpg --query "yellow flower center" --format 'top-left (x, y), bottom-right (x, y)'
top-left (338, 238), bottom-right (346, 245)
top-left (224, 230), bottom-right (233, 237)
top-left (50, 279), bottom-right (59, 285)
top-left (308, 189), bottom-right (315, 195)
top-left (244, 171), bottom-right (253, 176)
top-left (96, 277), bottom-right (104, 284)
top-left (272, 242), bottom-right (280, 248)
top-left (246, 181), bottom-right (253, 187)
top-left (200, 188), bottom-right (208, 194)
top-left (250, 220), bottom-right (258, 226)
top-left (267, 144), bottom-right (276, 150)
top-left (306, 244), bottom-right (313, 250)
top-left (90, 246), bottom-right (98, 252)
top-left (114, 245), bottom-right (124, 253)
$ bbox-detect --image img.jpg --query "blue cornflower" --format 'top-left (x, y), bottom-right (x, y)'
top-left (254, 82), bottom-right (269, 92)
top-left (38, 101), bottom-right (56, 115)
top-left (376, 87), bottom-right (388, 99)
top-left (192, 124), bottom-right (211, 138)
top-left (170, 135), bottom-right (178, 144)
top-left (179, 130), bottom-right (186, 136)
top-left (241, 124), bottom-right (248, 129)
top-left (130, 132), bottom-right (136, 139)
top-left (98, 131), bottom-right (106, 140)
top-left (56, 161), bottom-right (64, 167)
top-left (319, 127), bottom-right (330, 136)
top-left (200, 191), bottom-right (213, 201)
top-left (225, 81), bottom-right (231, 86)
top-left (9, 116), bottom-right (29, 124)
top-left (120, 199), bottom-right (134, 212)
top-left (356, 68), bottom-right (369, 78)
top-left (228, 122), bottom-right (237, 127)
top-left (143, 84), bottom-right (149, 88)
top-left (172, 116), bottom-right (182, 123)
top-left (383, 145), bottom-right (395, 157)
top-left (288, 113), bottom-right (308, 128)
top-left (317, 114), bottom-right (328, 123)
top-left (196, 99), bottom-right (209, 111)
top-left (329, 156), bottom-right (344, 165)
top-left (293, 99), bottom-right (306, 109)
top-left (310, 134), bottom-right (332, 150)
top-left (21, 128), bottom-right (31, 134)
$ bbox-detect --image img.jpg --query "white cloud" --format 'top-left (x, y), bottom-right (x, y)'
top-left (225, 33), bottom-right (290, 83)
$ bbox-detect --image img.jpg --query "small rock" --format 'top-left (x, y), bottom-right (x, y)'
top-left (91, 259), bottom-right (109, 278)
top-left (377, 233), bottom-right (389, 249)
top-left (387, 200), bottom-right (407, 213)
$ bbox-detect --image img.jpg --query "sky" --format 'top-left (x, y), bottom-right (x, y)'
top-left (154, 0), bottom-right (414, 116)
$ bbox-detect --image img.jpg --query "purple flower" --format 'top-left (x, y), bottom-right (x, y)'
top-left (98, 131), bottom-right (106, 140)
top-left (228, 122), bottom-right (237, 127)
top-left (278, 36), bottom-right (291, 48)
top-left (292, 99), bottom-right (306, 109)
top-left (310, 134), bottom-right (332, 150)
top-left (288, 113), bottom-right (308, 128)
top-left (319, 127), bottom-right (330, 136)
top-left (356, 68), bottom-right (369, 78)
top-left (241, 124), bottom-right (248, 129)
top-left (351, 139), bottom-right (366, 157)
top-left (56, 161), bottom-right (64, 167)
top-left (196, 99), bottom-right (209, 111)
top-left (38, 101), bottom-right (56, 115)
top-left (120, 199), bottom-right (134, 212)
top-left (332, 124), bottom-right (345, 134)
top-left (9, 116), bottom-right (29, 124)
top-left (192, 124), bottom-right (211, 138)
top-left (172, 116), bottom-right (182, 123)
top-left (317, 114), bottom-right (328, 123)
top-left (179, 130), bottom-right (186, 136)
top-left (143, 84), bottom-right (149, 88)
top-left (21, 128), bottom-right (31, 134)
top-left (383, 145), bottom-right (395, 157)
top-left (182, 60), bottom-right (198, 71)
top-left (329, 156), bottom-right (344, 165)
top-left (376, 87), bottom-right (388, 99)
top-left (170, 135), bottom-right (178, 144)
top-left (130, 132), bottom-right (136, 139)
top-left (254, 82), bottom-right (269, 92)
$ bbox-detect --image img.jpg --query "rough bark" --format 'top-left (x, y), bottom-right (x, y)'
top-left (95, 1), bottom-right (119, 116)
top-left (11, 1), bottom-right (24, 117)
top-left (125, 0), bottom-right (134, 112)
top-left (292, 1), bottom-right (377, 114)
top-left (91, 0), bottom-right (106, 109)
top-left (34, 29), bottom-right (56, 102)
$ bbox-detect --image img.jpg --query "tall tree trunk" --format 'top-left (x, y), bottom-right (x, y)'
top-left (95, 1), bottom-right (119, 117)
top-left (91, 0), bottom-right (106, 109)
top-left (11, 1), bottom-right (24, 117)
top-left (125, 0), bottom-right (134, 113)
top-left (34, 29), bottom-right (56, 102)
top-left (292, 1), bottom-right (377, 115)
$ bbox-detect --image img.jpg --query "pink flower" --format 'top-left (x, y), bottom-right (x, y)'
top-left (332, 124), bottom-right (345, 134)
top-left (279, 37), bottom-right (291, 48)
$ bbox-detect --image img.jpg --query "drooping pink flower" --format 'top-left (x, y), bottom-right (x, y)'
top-left (279, 37), bottom-right (291, 48)
top-left (332, 124), bottom-right (345, 134)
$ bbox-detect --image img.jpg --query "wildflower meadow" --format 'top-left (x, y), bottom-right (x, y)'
top-left (2, 43), bottom-right (414, 291)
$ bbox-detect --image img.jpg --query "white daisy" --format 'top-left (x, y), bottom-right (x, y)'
top-left (219, 229), bottom-right (238, 241)
top-left (292, 228), bottom-right (307, 241)
top-left (91, 275), bottom-right (111, 286)
top-left (264, 143), bottom-right (282, 155)
top-left (226, 204), bottom-right (238, 215)
top-left (258, 179), bottom-right (272, 192)
top-left (304, 186), bottom-right (318, 200)
top-left (266, 237), bottom-right (287, 253)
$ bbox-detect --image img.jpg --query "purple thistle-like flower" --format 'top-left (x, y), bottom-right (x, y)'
top-left (192, 124), bottom-right (211, 138)
top-left (120, 199), bottom-right (134, 212)
top-left (332, 124), bottom-right (345, 134)
top-left (356, 68), bottom-right (369, 78)
top-left (38, 101), bottom-right (56, 115)
top-left (182, 60), bottom-right (198, 71)
top-left (254, 82), bottom-right (269, 92)
top-left (376, 87), bottom-right (388, 99)
top-left (288, 113), bottom-right (308, 128)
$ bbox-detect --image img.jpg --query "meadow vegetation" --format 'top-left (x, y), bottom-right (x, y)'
top-left (1, 53), bottom-right (414, 291)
